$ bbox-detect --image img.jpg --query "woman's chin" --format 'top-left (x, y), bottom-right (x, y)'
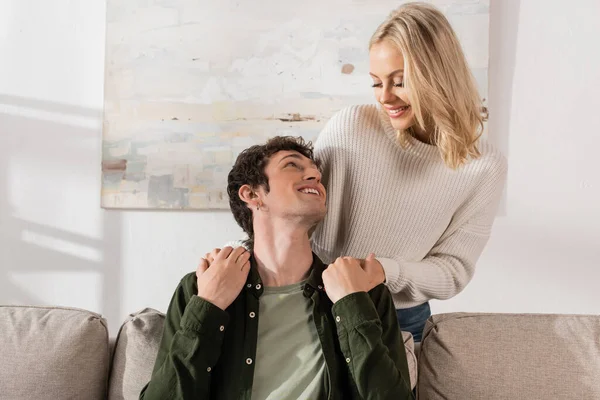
top-left (389, 117), bottom-right (414, 131)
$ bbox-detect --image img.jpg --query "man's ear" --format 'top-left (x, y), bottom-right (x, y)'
top-left (238, 184), bottom-right (260, 209)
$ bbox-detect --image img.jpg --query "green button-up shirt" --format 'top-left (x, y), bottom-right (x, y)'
top-left (140, 254), bottom-right (413, 400)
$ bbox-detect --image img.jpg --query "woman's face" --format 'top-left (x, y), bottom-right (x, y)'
top-left (369, 40), bottom-right (415, 131)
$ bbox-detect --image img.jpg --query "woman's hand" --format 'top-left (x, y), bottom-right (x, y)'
top-left (196, 246), bottom-right (251, 310)
top-left (360, 253), bottom-right (386, 290)
top-left (323, 257), bottom-right (371, 303)
top-left (202, 248), bottom-right (222, 266)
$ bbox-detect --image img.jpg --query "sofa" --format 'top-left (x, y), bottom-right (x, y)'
top-left (1, 305), bottom-right (599, 400)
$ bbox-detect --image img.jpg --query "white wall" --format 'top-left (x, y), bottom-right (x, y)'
top-left (1, 0), bottom-right (598, 335)
top-left (433, 0), bottom-right (600, 316)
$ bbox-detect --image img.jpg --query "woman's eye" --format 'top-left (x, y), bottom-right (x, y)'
top-left (371, 82), bottom-right (403, 88)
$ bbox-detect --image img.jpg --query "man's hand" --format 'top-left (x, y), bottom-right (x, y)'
top-left (322, 257), bottom-right (371, 304)
top-left (360, 253), bottom-right (386, 290)
top-left (196, 246), bottom-right (251, 310)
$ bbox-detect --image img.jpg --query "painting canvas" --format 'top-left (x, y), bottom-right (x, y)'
top-left (102, 0), bottom-right (490, 209)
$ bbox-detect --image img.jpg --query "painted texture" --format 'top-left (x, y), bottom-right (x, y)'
top-left (102, 0), bottom-right (490, 209)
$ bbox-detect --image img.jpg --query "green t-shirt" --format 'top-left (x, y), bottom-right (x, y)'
top-left (250, 280), bottom-right (326, 400)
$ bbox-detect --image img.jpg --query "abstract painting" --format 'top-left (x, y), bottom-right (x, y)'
top-left (102, 0), bottom-right (490, 209)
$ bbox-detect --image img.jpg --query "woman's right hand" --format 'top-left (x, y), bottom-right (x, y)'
top-left (203, 248), bottom-right (222, 266)
top-left (196, 246), bottom-right (251, 310)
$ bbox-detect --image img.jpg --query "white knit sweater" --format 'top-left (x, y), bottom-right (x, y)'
top-left (311, 104), bottom-right (507, 309)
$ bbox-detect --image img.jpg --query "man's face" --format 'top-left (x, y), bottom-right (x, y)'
top-left (259, 150), bottom-right (326, 225)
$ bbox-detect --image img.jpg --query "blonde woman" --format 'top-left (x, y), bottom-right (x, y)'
top-left (200, 3), bottom-right (506, 344)
top-left (310, 2), bottom-right (507, 342)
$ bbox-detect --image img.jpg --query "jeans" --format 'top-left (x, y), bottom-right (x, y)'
top-left (396, 302), bottom-right (431, 343)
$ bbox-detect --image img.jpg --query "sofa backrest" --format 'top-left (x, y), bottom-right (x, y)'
top-left (417, 312), bottom-right (600, 400)
top-left (108, 308), bottom-right (164, 400)
top-left (0, 305), bottom-right (110, 400)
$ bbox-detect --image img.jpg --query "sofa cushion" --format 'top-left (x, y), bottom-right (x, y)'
top-left (418, 312), bottom-right (600, 399)
top-left (0, 305), bottom-right (109, 400)
top-left (108, 308), bottom-right (164, 400)
top-left (402, 330), bottom-right (417, 389)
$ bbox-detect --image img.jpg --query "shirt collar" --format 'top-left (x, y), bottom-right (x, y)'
top-left (245, 252), bottom-right (327, 298)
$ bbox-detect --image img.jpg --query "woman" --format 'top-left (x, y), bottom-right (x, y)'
top-left (310, 2), bottom-right (507, 342)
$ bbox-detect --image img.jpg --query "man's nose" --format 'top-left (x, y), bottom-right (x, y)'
top-left (305, 168), bottom-right (321, 183)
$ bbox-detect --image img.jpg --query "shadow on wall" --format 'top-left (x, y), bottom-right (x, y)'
top-left (488, 0), bottom-right (521, 216)
top-left (0, 94), bottom-right (122, 327)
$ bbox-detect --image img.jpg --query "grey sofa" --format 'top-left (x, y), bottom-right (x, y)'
top-left (1, 305), bottom-right (598, 399)
top-left (0, 305), bottom-right (414, 400)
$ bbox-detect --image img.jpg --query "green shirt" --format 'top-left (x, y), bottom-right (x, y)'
top-left (140, 254), bottom-right (413, 400)
top-left (252, 281), bottom-right (325, 399)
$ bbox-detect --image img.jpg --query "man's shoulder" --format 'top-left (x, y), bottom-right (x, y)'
top-left (175, 271), bottom-right (198, 299)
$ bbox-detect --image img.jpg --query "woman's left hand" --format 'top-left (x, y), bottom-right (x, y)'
top-left (360, 253), bottom-right (386, 290)
top-left (323, 257), bottom-right (371, 303)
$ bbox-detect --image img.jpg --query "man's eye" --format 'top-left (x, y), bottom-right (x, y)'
top-left (286, 162), bottom-right (298, 168)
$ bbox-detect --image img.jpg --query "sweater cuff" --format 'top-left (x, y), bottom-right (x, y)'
top-left (331, 291), bottom-right (379, 332)
top-left (180, 295), bottom-right (230, 336)
top-left (378, 257), bottom-right (406, 294)
top-left (223, 238), bottom-right (249, 250)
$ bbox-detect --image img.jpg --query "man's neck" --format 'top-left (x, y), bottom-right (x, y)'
top-left (252, 220), bottom-right (313, 287)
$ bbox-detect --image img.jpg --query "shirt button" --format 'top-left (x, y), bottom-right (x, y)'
top-left (318, 285), bottom-right (323, 290)
top-left (256, 284), bottom-right (262, 290)
top-left (219, 325), bottom-right (225, 332)
top-left (207, 367), bottom-right (212, 372)
top-left (336, 316), bottom-right (341, 323)
top-left (247, 283), bottom-right (252, 288)
top-left (249, 312), bottom-right (256, 318)
top-left (246, 358), bottom-right (253, 365)
top-left (346, 358), bottom-right (351, 364)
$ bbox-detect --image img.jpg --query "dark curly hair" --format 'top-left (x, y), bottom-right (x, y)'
top-left (227, 136), bottom-right (320, 248)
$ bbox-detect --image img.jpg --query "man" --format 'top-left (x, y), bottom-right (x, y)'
top-left (140, 136), bottom-right (413, 399)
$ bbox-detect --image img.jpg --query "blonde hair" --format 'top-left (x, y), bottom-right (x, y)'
top-left (369, 2), bottom-right (485, 169)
